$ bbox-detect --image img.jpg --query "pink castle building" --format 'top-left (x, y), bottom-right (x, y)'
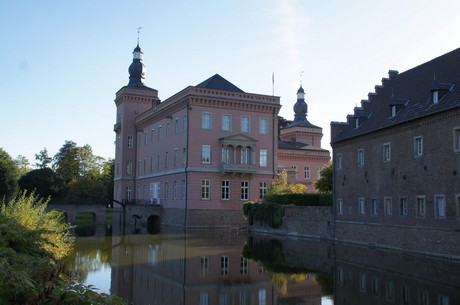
top-left (113, 44), bottom-right (330, 228)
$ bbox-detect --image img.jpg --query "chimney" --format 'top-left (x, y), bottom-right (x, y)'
top-left (388, 70), bottom-right (399, 79)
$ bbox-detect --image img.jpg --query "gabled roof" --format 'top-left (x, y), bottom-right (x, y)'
top-left (332, 47), bottom-right (460, 144)
top-left (196, 74), bottom-right (245, 93)
top-left (219, 134), bottom-right (258, 143)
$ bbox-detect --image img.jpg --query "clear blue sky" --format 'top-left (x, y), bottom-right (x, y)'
top-left (1, 0), bottom-right (460, 165)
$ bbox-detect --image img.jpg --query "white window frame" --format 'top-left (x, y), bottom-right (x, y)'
top-left (173, 181), bottom-right (177, 199)
top-left (383, 142), bottom-right (391, 162)
top-left (337, 199), bottom-right (343, 215)
top-left (127, 160), bottom-right (133, 175)
top-left (241, 116), bottom-right (250, 133)
top-left (384, 197), bottom-right (392, 216)
top-left (371, 198), bottom-right (378, 215)
top-left (358, 198), bottom-right (365, 215)
top-left (201, 145), bottom-right (211, 164)
top-left (399, 197), bottom-right (408, 216)
top-left (336, 153), bottom-right (343, 170)
top-left (202, 112), bottom-right (211, 129)
top-left (416, 195), bottom-right (426, 217)
top-left (127, 135), bottom-right (134, 148)
top-left (174, 117), bottom-right (179, 134)
top-left (221, 180), bottom-right (230, 200)
top-left (126, 186), bottom-right (132, 202)
top-left (164, 181), bottom-right (169, 200)
top-left (241, 147), bottom-right (250, 165)
top-left (357, 148), bottom-right (365, 167)
top-left (220, 255), bottom-right (229, 276)
top-left (259, 117), bottom-right (268, 134)
top-left (181, 180), bottom-right (186, 199)
top-left (259, 149), bottom-right (268, 167)
top-left (434, 194), bottom-right (446, 219)
top-left (359, 274), bottom-right (366, 293)
top-left (201, 179), bottom-right (210, 200)
top-left (222, 114), bottom-right (231, 131)
top-left (259, 181), bottom-right (267, 199)
top-left (454, 127), bottom-right (460, 152)
top-left (241, 181), bottom-right (249, 200)
top-left (304, 166), bottom-right (310, 179)
top-left (200, 256), bottom-right (209, 277)
top-left (414, 136), bottom-right (423, 157)
top-left (240, 256), bottom-right (248, 275)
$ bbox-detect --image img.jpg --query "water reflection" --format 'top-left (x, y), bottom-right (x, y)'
top-left (66, 227), bottom-right (460, 305)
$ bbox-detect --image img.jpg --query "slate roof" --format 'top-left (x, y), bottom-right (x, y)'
top-left (278, 140), bottom-right (329, 152)
top-left (196, 74), bottom-right (245, 93)
top-left (332, 47), bottom-right (460, 144)
top-left (285, 119), bottom-right (321, 129)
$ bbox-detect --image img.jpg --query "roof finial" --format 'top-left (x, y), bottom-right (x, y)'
top-left (300, 71), bottom-right (304, 87)
top-left (137, 26), bottom-right (142, 45)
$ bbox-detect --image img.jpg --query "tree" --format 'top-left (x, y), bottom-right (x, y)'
top-left (18, 168), bottom-right (65, 199)
top-left (0, 148), bottom-right (20, 201)
top-left (268, 170), bottom-right (307, 195)
top-left (34, 147), bottom-right (52, 169)
top-left (53, 141), bottom-right (79, 182)
top-left (314, 161), bottom-right (333, 193)
top-left (15, 155), bottom-right (31, 176)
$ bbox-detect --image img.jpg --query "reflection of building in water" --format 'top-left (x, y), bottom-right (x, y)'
top-left (276, 273), bottom-right (322, 305)
top-left (111, 232), bottom-right (275, 305)
top-left (334, 243), bottom-right (460, 305)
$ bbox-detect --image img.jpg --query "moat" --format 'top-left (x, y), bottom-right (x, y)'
top-left (66, 225), bottom-right (460, 305)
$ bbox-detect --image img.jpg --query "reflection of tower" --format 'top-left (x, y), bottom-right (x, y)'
top-left (113, 44), bottom-right (159, 206)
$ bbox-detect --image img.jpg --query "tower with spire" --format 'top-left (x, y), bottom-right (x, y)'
top-left (277, 84), bottom-right (330, 191)
top-left (113, 42), bottom-right (159, 204)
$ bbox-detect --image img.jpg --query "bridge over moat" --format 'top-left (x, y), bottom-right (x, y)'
top-left (46, 203), bottom-right (163, 233)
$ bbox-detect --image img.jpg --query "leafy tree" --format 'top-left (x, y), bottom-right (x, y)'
top-left (53, 141), bottom-right (79, 182)
top-left (0, 148), bottom-right (20, 201)
top-left (15, 154), bottom-right (31, 176)
top-left (314, 161), bottom-right (333, 193)
top-left (35, 147), bottom-right (52, 169)
top-left (268, 170), bottom-right (307, 195)
top-left (18, 168), bottom-right (65, 199)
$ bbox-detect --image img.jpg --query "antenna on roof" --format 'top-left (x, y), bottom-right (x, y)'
top-left (137, 26), bottom-right (142, 45)
top-left (272, 72), bottom-right (275, 96)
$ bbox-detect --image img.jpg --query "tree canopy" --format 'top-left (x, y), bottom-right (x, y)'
top-left (314, 161), bottom-right (333, 193)
top-left (0, 148), bottom-right (20, 201)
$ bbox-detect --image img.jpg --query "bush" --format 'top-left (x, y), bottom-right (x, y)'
top-left (243, 202), bottom-right (285, 228)
top-left (264, 193), bottom-right (332, 206)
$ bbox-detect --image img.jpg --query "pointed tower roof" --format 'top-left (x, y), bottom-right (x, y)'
top-left (196, 74), bottom-right (244, 93)
top-left (288, 85), bottom-right (320, 128)
top-left (127, 43), bottom-right (147, 87)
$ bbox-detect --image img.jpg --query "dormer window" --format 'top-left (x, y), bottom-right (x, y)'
top-left (432, 90), bottom-right (439, 104)
top-left (355, 118), bottom-right (359, 128)
top-left (391, 105), bottom-right (396, 117)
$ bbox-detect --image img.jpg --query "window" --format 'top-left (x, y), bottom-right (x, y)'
top-left (358, 198), bottom-right (365, 215)
top-left (337, 199), bottom-right (343, 215)
top-left (164, 182), bottom-right (169, 200)
top-left (202, 145), bottom-right (211, 164)
top-left (150, 157), bottom-right (154, 171)
top-left (125, 186), bottom-right (132, 202)
top-left (336, 153), bottom-right (343, 170)
top-left (359, 274), bottom-right (366, 293)
top-left (116, 162), bottom-right (120, 175)
top-left (182, 147), bottom-right (187, 164)
top-left (414, 136), bottom-right (423, 157)
top-left (173, 181), bottom-right (177, 199)
top-left (434, 195), bottom-right (446, 218)
top-left (432, 90), bottom-right (439, 104)
top-left (259, 149), bottom-right (268, 167)
top-left (241, 181), bottom-right (249, 200)
top-left (391, 105), bottom-right (396, 117)
top-left (222, 114), bottom-right (231, 131)
top-left (259, 181), bottom-right (267, 199)
top-left (144, 132), bottom-right (148, 144)
top-left (157, 154), bottom-right (160, 170)
top-left (438, 295), bottom-right (450, 305)
top-left (304, 166), bottom-right (310, 179)
top-left (127, 135), bottom-right (134, 148)
top-left (138, 134), bottom-right (142, 146)
top-left (166, 122), bottom-right (170, 136)
top-left (200, 256), bottom-right (209, 277)
top-left (241, 116), bottom-right (250, 133)
top-left (372, 278), bottom-right (380, 296)
top-left (165, 151), bottom-right (169, 168)
top-left (241, 148), bottom-right (250, 165)
top-left (202, 112), bottom-right (211, 129)
top-left (384, 197), bottom-right (392, 216)
top-left (259, 118), bottom-right (268, 134)
top-left (221, 146), bottom-right (231, 164)
top-left (201, 179), bottom-right (210, 200)
top-left (220, 256), bottom-right (229, 276)
top-left (454, 127), bottom-right (460, 152)
top-left (383, 143), bottom-right (391, 162)
top-left (416, 196), bottom-right (426, 217)
top-left (181, 180), bottom-right (186, 199)
top-left (151, 129), bottom-right (155, 143)
top-left (402, 285), bottom-right (410, 305)
top-left (357, 148), bottom-right (365, 167)
top-left (419, 290), bottom-right (429, 305)
top-left (199, 292), bottom-right (208, 305)
top-left (158, 125), bottom-right (162, 139)
top-left (240, 256), bottom-right (248, 275)
top-left (127, 161), bottom-right (133, 175)
top-left (337, 267), bottom-right (344, 284)
top-left (220, 293), bottom-right (228, 305)
top-left (221, 180), bottom-right (230, 200)
top-left (258, 289), bottom-right (266, 305)
top-left (400, 197), bottom-right (408, 216)
top-left (173, 148), bottom-right (177, 166)
top-left (386, 281), bottom-right (395, 301)
top-left (317, 168), bottom-right (321, 179)
top-left (174, 117), bottom-right (179, 134)
top-left (183, 114), bottom-right (187, 130)
top-left (371, 199), bottom-right (378, 215)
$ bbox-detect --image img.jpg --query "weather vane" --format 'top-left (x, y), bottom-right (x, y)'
top-left (300, 71), bottom-right (304, 86)
top-left (137, 27), bottom-right (142, 44)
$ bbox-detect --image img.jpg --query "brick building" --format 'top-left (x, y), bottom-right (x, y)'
top-left (331, 48), bottom-right (460, 258)
top-left (113, 44), bottom-right (330, 228)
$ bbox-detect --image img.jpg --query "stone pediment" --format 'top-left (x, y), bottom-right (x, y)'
top-left (219, 134), bottom-right (258, 147)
